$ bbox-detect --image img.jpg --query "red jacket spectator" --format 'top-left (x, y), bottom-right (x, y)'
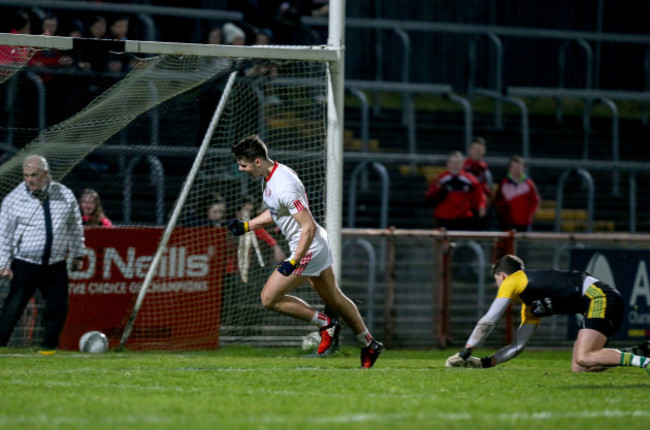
top-left (493, 156), bottom-right (540, 231)
top-left (463, 158), bottom-right (491, 197)
top-left (426, 171), bottom-right (486, 219)
top-left (463, 137), bottom-right (493, 199)
top-left (425, 151), bottom-right (486, 230)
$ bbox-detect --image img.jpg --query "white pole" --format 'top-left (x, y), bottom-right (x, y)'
top-left (326, 0), bottom-right (346, 282)
top-left (118, 71), bottom-right (238, 350)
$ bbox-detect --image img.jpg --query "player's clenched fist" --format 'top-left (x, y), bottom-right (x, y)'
top-left (276, 259), bottom-right (297, 276)
top-left (226, 219), bottom-right (249, 236)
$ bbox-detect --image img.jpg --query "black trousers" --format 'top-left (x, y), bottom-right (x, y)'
top-left (0, 259), bottom-right (69, 349)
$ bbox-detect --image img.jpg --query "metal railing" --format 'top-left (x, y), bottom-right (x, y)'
top-left (345, 80), bottom-right (472, 155)
top-left (347, 161), bottom-right (390, 229)
top-left (506, 86), bottom-right (650, 194)
top-left (555, 168), bottom-right (595, 233)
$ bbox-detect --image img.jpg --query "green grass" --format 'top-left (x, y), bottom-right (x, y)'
top-left (1, 347), bottom-right (648, 430)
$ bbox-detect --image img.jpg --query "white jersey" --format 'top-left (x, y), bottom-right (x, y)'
top-left (0, 181), bottom-right (85, 267)
top-left (262, 162), bottom-right (330, 275)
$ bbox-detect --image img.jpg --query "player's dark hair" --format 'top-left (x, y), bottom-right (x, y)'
top-left (232, 134), bottom-right (269, 162)
top-left (490, 254), bottom-right (524, 277)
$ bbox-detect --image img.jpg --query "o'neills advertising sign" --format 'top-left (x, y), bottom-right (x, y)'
top-left (59, 227), bottom-right (227, 351)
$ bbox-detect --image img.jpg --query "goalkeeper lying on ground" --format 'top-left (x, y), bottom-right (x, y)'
top-left (446, 254), bottom-right (650, 373)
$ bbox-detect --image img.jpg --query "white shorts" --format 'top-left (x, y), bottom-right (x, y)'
top-left (292, 245), bottom-right (333, 277)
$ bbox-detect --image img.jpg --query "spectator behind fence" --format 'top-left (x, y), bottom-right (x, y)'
top-left (107, 15), bottom-right (133, 73)
top-left (206, 199), bottom-right (227, 226)
top-left (6, 9), bottom-right (31, 34)
top-left (0, 10), bottom-right (32, 81)
top-left (79, 188), bottom-right (113, 227)
top-left (67, 19), bottom-right (84, 38)
top-left (463, 137), bottom-right (493, 230)
top-left (463, 137), bottom-right (493, 200)
top-left (0, 155), bottom-right (85, 351)
top-left (246, 28), bottom-right (279, 77)
top-left (255, 28), bottom-right (273, 45)
top-left (493, 155), bottom-right (540, 232)
top-left (425, 150), bottom-right (486, 230)
top-left (222, 22), bottom-right (246, 45)
top-left (29, 14), bottom-right (74, 75)
top-left (80, 15), bottom-right (109, 72)
top-left (206, 27), bottom-right (222, 45)
top-left (88, 14), bottom-right (107, 39)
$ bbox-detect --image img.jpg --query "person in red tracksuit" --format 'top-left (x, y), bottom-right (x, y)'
top-left (493, 155), bottom-right (540, 231)
top-left (462, 137), bottom-right (493, 200)
top-left (425, 151), bottom-right (486, 230)
top-left (463, 137), bottom-right (493, 230)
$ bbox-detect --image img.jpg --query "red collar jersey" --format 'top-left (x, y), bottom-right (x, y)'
top-left (425, 170), bottom-right (486, 220)
top-left (493, 176), bottom-right (540, 227)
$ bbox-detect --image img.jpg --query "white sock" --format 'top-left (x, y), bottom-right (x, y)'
top-left (632, 355), bottom-right (650, 368)
top-left (310, 311), bottom-right (329, 328)
top-left (620, 352), bottom-right (650, 368)
top-left (356, 329), bottom-right (372, 347)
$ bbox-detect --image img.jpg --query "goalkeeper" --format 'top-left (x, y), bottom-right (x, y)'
top-left (226, 135), bottom-right (383, 368)
top-left (446, 254), bottom-right (650, 373)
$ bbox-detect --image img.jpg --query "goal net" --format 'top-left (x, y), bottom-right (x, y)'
top-left (0, 34), bottom-right (338, 350)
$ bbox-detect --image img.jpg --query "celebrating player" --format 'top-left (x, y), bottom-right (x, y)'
top-left (226, 134), bottom-right (383, 368)
top-left (446, 254), bottom-right (650, 373)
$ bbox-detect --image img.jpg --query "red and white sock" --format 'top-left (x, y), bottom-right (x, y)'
top-left (356, 329), bottom-right (373, 347)
top-left (310, 311), bottom-right (330, 328)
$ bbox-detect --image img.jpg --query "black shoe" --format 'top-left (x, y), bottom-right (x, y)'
top-left (360, 339), bottom-right (384, 368)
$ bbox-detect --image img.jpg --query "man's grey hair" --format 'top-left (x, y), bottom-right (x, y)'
top-left (23, 155), bottom-right (49, 172)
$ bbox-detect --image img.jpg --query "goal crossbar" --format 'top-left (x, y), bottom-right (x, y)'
top-left (0, 33), bottom-right (340, 62)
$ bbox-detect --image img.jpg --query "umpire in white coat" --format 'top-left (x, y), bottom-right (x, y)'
top-left (0, 155), bottom-right (85, 350)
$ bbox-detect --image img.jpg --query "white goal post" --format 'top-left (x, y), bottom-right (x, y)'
top-left (0, 1), bottom-right (345, 350)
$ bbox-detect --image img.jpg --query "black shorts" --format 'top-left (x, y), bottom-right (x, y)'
top-left (581, 281), bottom-right (623, 338)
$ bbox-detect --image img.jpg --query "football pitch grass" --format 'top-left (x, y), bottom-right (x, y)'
top-left (0, 346), bottom-right (647, 430)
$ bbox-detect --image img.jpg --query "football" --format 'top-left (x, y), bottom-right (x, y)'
top-left (79, 331), bottom-right (109, 353)
top-left (301, 331), bottom-right (321, 352)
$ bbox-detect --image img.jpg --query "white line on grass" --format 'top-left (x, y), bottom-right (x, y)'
top-left (0, 414), bottom-right (169, 426)
top-left (251, 409), bottom-right (650, 425)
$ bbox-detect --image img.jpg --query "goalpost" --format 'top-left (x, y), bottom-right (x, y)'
top-left (0, 2), bottom-right (345, 350)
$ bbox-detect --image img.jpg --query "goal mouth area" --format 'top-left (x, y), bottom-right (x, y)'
top-left (0, 31), bottom-right (336, 351)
